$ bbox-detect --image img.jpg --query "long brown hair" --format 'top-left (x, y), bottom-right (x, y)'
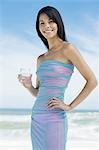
top-left (36, 6), bottom-right (68, 49)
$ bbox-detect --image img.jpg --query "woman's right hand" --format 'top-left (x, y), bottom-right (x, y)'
top-left (17, 74), bottom-right (33, 89)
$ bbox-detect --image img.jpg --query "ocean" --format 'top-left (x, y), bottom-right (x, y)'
top-left (0, 109), bottom-right (99, 150)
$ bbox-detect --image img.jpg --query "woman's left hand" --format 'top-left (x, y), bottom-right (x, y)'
top-left (47, 97), bottom-right (72, 111)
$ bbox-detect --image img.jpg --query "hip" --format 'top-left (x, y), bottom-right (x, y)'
top-left (31, 108), bottom-right (67, 122)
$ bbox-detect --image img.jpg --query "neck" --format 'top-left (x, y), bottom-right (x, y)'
top-left (47, 36), bottom-right (63, 51)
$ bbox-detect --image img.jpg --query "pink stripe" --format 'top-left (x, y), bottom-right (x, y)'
top-left (42, 78), bottom-right (68, 86)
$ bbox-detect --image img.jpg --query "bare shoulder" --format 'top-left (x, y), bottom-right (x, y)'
top-left (63, 42), bottom-right (77, 53)
top-left (37, 53), bottom-right (45, 67)
top-left (37, 54), bottom-right (44, 61)
top-left (63, 42), bottom-right (93, 75)
top-left (63, 42), bottom-right (81, 60)
top-left (63, 41), bottom-right (89, 68)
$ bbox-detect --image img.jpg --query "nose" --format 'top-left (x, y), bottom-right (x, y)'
top-left (45, 22), bottom-right (50, 29)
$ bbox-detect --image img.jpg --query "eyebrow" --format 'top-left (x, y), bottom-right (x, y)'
top-left (39, 18), bottom-right (53, 22)
top-left (39, 20), bottom-right (44, 22)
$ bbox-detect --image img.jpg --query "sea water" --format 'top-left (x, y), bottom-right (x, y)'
top-left (0, 109), bottom-right (99, 149)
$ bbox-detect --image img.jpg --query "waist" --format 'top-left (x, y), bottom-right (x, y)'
top-left (39, 85), bottom-right (66, 90)
top-left (37, 86), bottom-right (65, 98)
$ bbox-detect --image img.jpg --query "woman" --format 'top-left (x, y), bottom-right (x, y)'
top-left (18, 6), bottom-right (97, 150)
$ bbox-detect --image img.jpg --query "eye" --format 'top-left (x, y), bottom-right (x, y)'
top-left (40, 22), bottom-right (44, 25)
top-left (49, 19), bottom-right (54, 23)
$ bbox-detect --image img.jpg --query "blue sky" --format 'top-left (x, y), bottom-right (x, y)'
top-left (0, 0), bottom-right (99, 110)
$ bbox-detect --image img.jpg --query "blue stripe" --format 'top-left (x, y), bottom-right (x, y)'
top-left (37, 59), bottom-right (74, 72)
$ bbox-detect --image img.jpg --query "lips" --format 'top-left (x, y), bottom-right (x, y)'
top-left (43, 30), bottom-right (53, 33)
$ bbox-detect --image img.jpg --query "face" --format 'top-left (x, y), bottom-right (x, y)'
top-left (39, 13), bottom-right (58, 39)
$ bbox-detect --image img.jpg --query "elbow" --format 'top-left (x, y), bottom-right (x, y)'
top-left (94, 79), bottom-right (98, 89)
top-left (87, 77), bottom-right (98, 89)
top-left (92, 77), bottom-right (98, 87)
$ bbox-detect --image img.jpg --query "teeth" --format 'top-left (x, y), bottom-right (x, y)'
top-left (44, 30), bottom-right (53, 33)
top-left (45, 31), bottom-right (51, 32)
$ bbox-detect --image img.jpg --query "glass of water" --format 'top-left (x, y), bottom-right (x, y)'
top-left (19, 68), bottom-right (32, 77)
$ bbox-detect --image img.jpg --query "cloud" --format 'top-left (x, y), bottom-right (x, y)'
top-left (0, 33), bottom-right (41, 55)
top-left (83, 13), bottom-right (99, 35)
top-left (0, 33), bottom-right (39, 108)
top-left (68, 14), bottom-right (99, 54)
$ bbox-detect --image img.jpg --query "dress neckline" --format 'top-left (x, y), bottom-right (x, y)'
top-left (37, 59), bottom-right (74, 72)
top-left (42, 59), bottom-right (73, 66)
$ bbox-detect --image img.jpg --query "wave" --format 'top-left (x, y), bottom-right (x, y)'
top-left (0, 111), bottom-right (99, 142)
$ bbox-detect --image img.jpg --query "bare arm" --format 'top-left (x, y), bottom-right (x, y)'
top-left (27, 82), bottom-right (39, 98)
top-left (18, 56), bottom-right (41, 98)
top-left (64, 44), bottom-right (98, 110)
top-left (27, 57), bottom-right (41, 97)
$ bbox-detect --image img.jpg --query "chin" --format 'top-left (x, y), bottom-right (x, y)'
top-left (44, 33), bottom-right (57, 39)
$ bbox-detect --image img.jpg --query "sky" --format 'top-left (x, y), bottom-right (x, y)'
top-left (0, 0), bottom-right (99, 110)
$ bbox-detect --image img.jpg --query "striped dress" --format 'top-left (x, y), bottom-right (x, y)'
top-left (31, 59), bottom-right (74, 150)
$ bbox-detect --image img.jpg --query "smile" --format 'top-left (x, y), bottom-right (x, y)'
top-left (43, 30), bottom-right (53, 33)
